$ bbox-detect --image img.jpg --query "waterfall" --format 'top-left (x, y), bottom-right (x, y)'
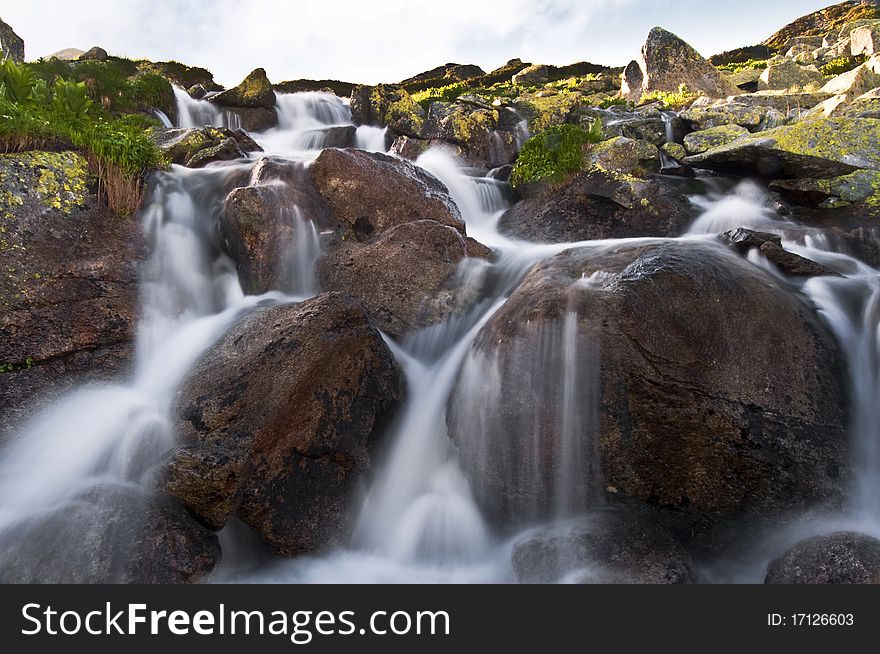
top-left (173, 85), bottom-right (241, 129)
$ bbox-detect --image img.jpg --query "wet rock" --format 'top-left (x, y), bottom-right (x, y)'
top-left (170, 294), bottom-right (405, 555)
top-left (350, 84), bottom-right (425, 138)
top-left (684, 117), bottom-right (880, 178)
top-left (621, 27), bottom-right (738, 103)
top-left (498, 168), bottom-right (693, 243)
top-left (587, 136), bottom-right (659, 174)
top-left (210, 67), bottom-right (276, 109)
top-left (770, 169), bottom-right (880, 207)
top-left (0, 152), bottom-right (143, 435)
top-left (229, 106), bottom-right (279, 132)
top-left (0, 484), bottom-right (220, 583)
top-left (154, 126), bottom-right (261, 167)
top-left (309, 148), bottom-right (465, 240)
top-left (720, 228), bottom-right (840, 277)
top-left (758, 60), bottom-right (823, 91)
top-left (420, 102), bottom-right (518, 168)
top-left (765, 532), bottom-right (880, 583)
top-left (318, 220), bottom-right (489, 337)
top-left (448, 241), bottom-right (849, 548)
top-left (683, 124), bottom-right (749, 155)
top-left (512, 509), bottom-right (696, 584)
top-left (0, 17), bottom-right (25, 63)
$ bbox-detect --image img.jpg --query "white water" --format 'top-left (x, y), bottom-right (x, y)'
top-left (4, 94), bottom-right (880, 584)
top-left (172, 85), bottom-right (242, 130)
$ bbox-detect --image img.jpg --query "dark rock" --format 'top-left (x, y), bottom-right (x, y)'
top-left (169, 294), bottom-right (405, 555)
top-left (318, 220), bottom-right (490, 337)
top-left (512, 509), bottom-right (696, 583)
top-left (498, 168), bottom-right (693, 243)
top-left (0, 152), bottom-right (143, 436)
top-left (274, 79), bottom-right (357, 97)
top-left (765, 532), bottom-right (880, 584)
top-left (79, 46), bottom-right (109, 61)
top-left (350, 84), bottom-right (425, 138)
top-left (420, 101), bottom-right (518, 168)
top-left (0, 484), bottom-right (220, 583)
top-left (721, 228), bottom-right (841, 277)
top-left (304, 125), bottom-right (357, 149)
top-left (448, 241), bottom-right (849, 549)
top-left (309, 148), bottom-right (465, 240)
top-left (154, 126), bottom-right (261, 167)
top-left (211, 68), bottom-right (276, 109)
top-left (0, 18), bottom-right (25, 63)
top-left (622, 27), bottom-right (738, 102)
top-left (230, 106), bottom-right (279, 132)
top-left (708, 45), bottom-right (772, 66)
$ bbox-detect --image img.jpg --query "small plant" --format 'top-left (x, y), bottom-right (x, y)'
top-left (598, 95), bottom-right (628, 109)
top-left (411, 82), bottom-right (468, 109)
top-left (820, 55), bottom-right (868, 77)
top-left (510, 122), bottom-right (602, 188)
top-left (716, 59), bottom-right (768, 73)
top-left (639, 83), bottom-right (700, 110)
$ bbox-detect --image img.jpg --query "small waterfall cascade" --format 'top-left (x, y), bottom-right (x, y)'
top-left (172, 85), bottom-right (241, 129)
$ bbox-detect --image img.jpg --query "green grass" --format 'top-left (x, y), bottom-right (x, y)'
top-left (598, 96), bottom-right (628, 109)
top-left (639, 84), bottom-right (700, 110)
top-left (820, 55), bottom-right (868, 77)
top-left (715, 59), bottom-right (768, 73)
top-left (0, 60), bottom-right (165, 215)
top-left (510, 122), bottom-right (602, 189)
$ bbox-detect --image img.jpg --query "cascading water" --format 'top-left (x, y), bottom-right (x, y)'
top-left (173, 85), bottom-right (242, 129)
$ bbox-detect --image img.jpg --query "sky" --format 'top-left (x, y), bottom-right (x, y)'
top-left (3, 0), bottom-right (835, 87)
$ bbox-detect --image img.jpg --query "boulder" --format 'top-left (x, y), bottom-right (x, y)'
top-left (219, 157), bottom-right (333, 294)
top-left (447, 241), bottom-right (849, 548)
top-left (680, 103), bottom-right (766, 130)
top-left (0, 152), bottom-right (143, 436)
top-left (851, 25), bottom-right (880, 55)
top-left (498, 168), bottom-right (693, 243)
top-left (820, 57), bottom-right (880, 96)
top-left (153, 126), bottom-right (261, 167)
top-left (48, 48), bottom-right (85, 61)
top-left (350, 84), bottom-right (425, 138)
top-left (708, 45), bottom-right (772, 67)
top-left (758, 60), bottom-right (823, 91)
top-left (0, 484), bottom-right (220, 583)
top-left (229, 107), bottom-right (279, 132)
top-left (769, 168), bottom-right (880, 207)
top-left (621, 27), bottom-right (738, 103)
top-left (79, 46), bottom-right (109, 61)
top-left (0, 18), bottom-right (24, 63)
top-left (511, 509), bottom-right (696, 584)
top-left (720, 228), bottom-right (841, 277)
top-left (318, 220), bottom-right (489, 337)
top-left (168, 294), bottom-right (405, 555)
top-left (512, 64), bottom-right (549, 86)
top-left (684, 117), bottom-right (880, 178)
top-left (765, 532), bottom-right (880, 584)
top-left (210, 68), bottom-right (276, 109)
top-left (309, 148), bottom-right (465, 240)
top-left (683, 124), bottom-right (749, 155)
top-left (419, 101), bottom-right (517, 168)
top-left (586, 136), bottom-right (659, 174)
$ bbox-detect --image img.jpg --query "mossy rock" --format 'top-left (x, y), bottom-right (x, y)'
top-left (770, 169), bottom-right (880, 207)
top-left (211, 68), bottom-right (276, 109)
top-left (680, 103), bottom-right (766, 130)
top-left (683, 124), bottom-right (750, 155)
top-left (513, 90), bottom-right (583, 133)
top-left (587, 136), bottom-right (659, 175)
top-left (0, 151), bottom-right (89, 218)
top-left (350, 84), bottom-right (425, 138)
top-left (684, 117), bottom-right (880, 178)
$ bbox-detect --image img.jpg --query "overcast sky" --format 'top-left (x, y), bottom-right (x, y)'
top-left (4, 0), bottom-right (833, 86)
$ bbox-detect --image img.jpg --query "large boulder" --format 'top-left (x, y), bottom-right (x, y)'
top-left (318, 220), bottom-right (489, 336)
top-left (79, 46), bottom-right (109, 61)
top-left (0, 484), bottom-right (220, 583)
top-left (210, 67), bottom-right (276, 109)
top-left (758, 60), bottom-right (823, 91)
top-left (447, 241), bottom-right (849, 548)
top-left (684, 117), bottom-right (880, 178)
top-left (511, 64), bottom-right (549, 86)
top-left (419, 101), bottom-right (518, 168)
top-left (683, 124), bottom-right (750, 155)
top-left (511, 509), bottom-right (696, 584)
top-left (765, 532), bottom-right (880, 584)
top-left (0, 152), bottom-right (143, 436)
top-left (621, 27), bottom-right (738, 103)
top-left (820, 57), bottom-right (880, 97)
top-left (349, 84), bottom-right (425, 138)
top-left (498, 168), bottom-right (693, 243)
top-left (851, 25), bottom-right (880, 55)
top-left (769, 169), bottom-right (880, 207)
top-left (166, 294), bottom-right (404, 555)
top-left (154, 126), bottom-right (262, 167)
top-left (309, 148), bottom-right (465, 239)
top-left (720, 228), bottom-right (840, 277)
top-left (0, 17), bottom-right (24, 63)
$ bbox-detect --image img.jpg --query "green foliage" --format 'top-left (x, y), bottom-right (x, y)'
top-left (411, 82), bottom-right (469, 109)
top-left (820, 55), bottom-right (868, 77)
top-left (716, 59), bottom-right (768, 73)
top-left (0, 60), bottom-right (164, 215)
top-left (597, 95), bottom-right (628, 109)
top-left (510, 122), bottom-right (602, 188)
top-left (639, 84), bottom-right (700, 110)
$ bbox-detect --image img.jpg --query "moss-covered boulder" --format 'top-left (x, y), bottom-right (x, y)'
top-left (683, 124), bottom-right (749, 155)
top-left (210, 67), bottom-right (276, 109)
top-left (758, 60), bottom-right (823, 90)
top-left (0, 151), bottom-right (143, 434)
top-left (512, 90), bottom-right (583, 133)
top-left (769, 168), bottom-right (880, 207)
top-left (153, 126), bottom-right (261, 167)
top-left (622, 27), bottom-right (738, 103)
top-left (419, 101), bottom-right (517, 167)
top-left (684, 117), bottom-right (880, 177)
top-left (511, 64), bottom-right (549, 86)
top-left (680, 102), bottom-right (766, 130)
top-left (587, 136), bottom-right (659, 174)
top-left (349, 84), bottom-right (425, 138)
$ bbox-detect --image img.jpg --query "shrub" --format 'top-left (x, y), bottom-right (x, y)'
top-left (716, 59), bottom-right (768, 73)
top-left (411, 82), bottom-right (468, 109)
top-left (598, 95), bottom-right (628, 109)
top-left (510, 122), bottom-right (602, 188)
top-left (0, 60), bottom-right (164, 215)
top-left (639, 83), bottom-right (700, 110)
top-left (820, 55), bottom-right (868, 77)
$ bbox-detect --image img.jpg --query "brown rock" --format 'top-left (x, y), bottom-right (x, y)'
top-left (765, 532), bottom-right (880, 584)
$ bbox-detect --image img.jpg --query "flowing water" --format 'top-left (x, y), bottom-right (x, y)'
top-left (3, 92), bottom-right (880, 584)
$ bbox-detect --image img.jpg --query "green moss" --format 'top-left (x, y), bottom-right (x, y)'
top-left (639, 84), bottom-right (700, 110)
top-left (0, 151), bottom-right (89, 215)
top-left (716, 59), bottom-right (768, 73)
top-left (683, 124), bottom-right (750, 155)
top-left (510, 122), bottom-right (602, 188)
top-left (820, 55), bottom-right (868, 77)
top-left (769, 117), bottom-right (880, 168)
